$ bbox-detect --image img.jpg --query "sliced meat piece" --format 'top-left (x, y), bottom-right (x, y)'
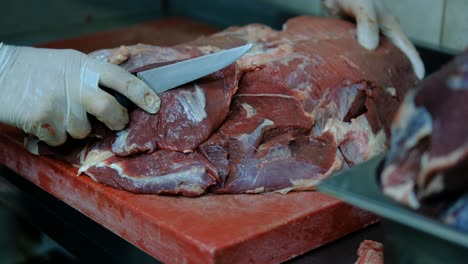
top-left (200, 94), bottom-right (341, 193)
top-left (80, 144), bottom-right (218, 197)
top-left (112, 63), bottom-right (240, 155)
top-left (355, 240), bottom-right (384, 264)
top-left (212, 132), bottom-right (340, 194)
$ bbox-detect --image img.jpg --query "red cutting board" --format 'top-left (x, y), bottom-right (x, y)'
top-left (0, 18), bottom-right (378, 263)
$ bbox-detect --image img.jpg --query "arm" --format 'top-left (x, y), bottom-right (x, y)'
top-left (0, 43), bottom-right (160, 146)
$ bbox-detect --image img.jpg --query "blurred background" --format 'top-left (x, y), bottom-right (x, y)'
top-left (1, 0), bottom-right (466, 53)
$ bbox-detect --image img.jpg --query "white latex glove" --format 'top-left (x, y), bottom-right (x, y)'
top-left (0, 43), bottom-right (160, 146)
top-left (322, 0), bottom-right (425, 79)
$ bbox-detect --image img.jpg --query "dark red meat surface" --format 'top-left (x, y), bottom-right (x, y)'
top-left (382, 50), bottom-right (468, 211)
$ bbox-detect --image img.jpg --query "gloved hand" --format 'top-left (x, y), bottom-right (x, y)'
top-left (322, 0), bottom-right (425, 79)
top-left (0, 43), bottom-right (160, 146)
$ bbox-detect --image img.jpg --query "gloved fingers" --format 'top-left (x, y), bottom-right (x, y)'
top-left (376, 6), bottom-right (425, 79)
top-left (28, 117), bottom-right (67, 147)
top-left (322, 0), bottom-right (341, 16)
top-left (351, 0), bottom-right (379, 50)
top-left (322, 0), bottom-right (379, 50)
top-left (81, 86), bottom-right (129, 131)
top-left (93, 61), bottom-right (161, 114)
top-left (66, 110), bottom-right (92, 139)
top-left (16, 102), bottom-right (68, 147)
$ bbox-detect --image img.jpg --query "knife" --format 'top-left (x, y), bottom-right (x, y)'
top-left (136, 43), bottom-right (253, 94)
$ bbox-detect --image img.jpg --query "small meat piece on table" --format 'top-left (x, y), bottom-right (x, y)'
top-left (355, 240), bottom-right (384, 264)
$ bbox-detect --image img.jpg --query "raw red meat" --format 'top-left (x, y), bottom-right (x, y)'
top-left (354, 240), bottom-right (384, 264)
top-left (196, 16), bottom-right (417, 193)
top-left (381, 50), bottom-right (468, 209)
top-left (199, 94), bottom-right (341, 193)
top-left (31, 16), bottom-right (419, 196)
top-left (111, 63), bottom-right (240, 155)
top-left (82, 149), bottom-right (218, 197)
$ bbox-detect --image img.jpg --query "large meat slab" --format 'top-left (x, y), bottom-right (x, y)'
top-left (0, 17), bottom-right (384, 264)
top-left (35, 16), bottom-right (419, 196)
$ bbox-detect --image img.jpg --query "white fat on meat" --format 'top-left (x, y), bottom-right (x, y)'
top-left (323, 115), bottom-right (387, 161)
top-left (390, 90), bottom-right (432, 151)
top-left (235, 119), bottom-right (274, 153)
top-left (241, 103), bottom-right (256, 118)
top-left (245, 187), bottom-right (265, 194)
top-left (312, 88), bottom-right (358, 134)
top-left (112, 129), bottom-right (136, 154)
top-left (196, 45), bottom-right (222, 54)
top-left (382, 172), bottom-right (420, 209)
top-left (282, 54), bottom-right (316, 92)
top-left (339, 55), bottom-right (360, 70)
top-left (237, 42), bottom-right (294, 70)
top-left (78, 149), bottom-right (115, 177)
top-left (90, 44), bottom-right (191, 72)
top-left (336, 149), bottom-right (351, 170)
top-left (262, 145), bottom-right (292, 160)
top-left (447, 75), bottom-right (466, 90)
top-left (367, 130), bottom-right (387, 158)
top-left (176, 84), bottom-right (207, 123)
top-left (420, 173), bottom-right (445, 200)
top-left (418, 142), bottom-right (468, 190)
top-left (97, 162), bottom-right (206, 194)
top-left (447, 62), bottom-right (468, 90)
top-left (274, 154), bottom-right (343, 194)
top-left (236, 93), bottom-right (296, 99)
top-left (106, 45), bottom-right (130, 65)
top-left (385, 87), bottom-right (397, 97)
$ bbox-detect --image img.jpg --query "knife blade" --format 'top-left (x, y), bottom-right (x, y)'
top-left (137, 43), bottom-right (253, 94)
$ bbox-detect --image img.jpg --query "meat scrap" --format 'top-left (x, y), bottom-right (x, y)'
top-left (32, 16), bottom-right (418, 197)
top-left (355, 240), bottom-right (384, 264)
top-left (200, 94), bottom-right (340, 193)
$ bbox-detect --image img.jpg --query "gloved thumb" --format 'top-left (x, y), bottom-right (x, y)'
top-left (351, 0), bottom-right (379, 50)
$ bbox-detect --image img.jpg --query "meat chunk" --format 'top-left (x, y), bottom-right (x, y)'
top-left (30, 16), bottom-right (418, 197)
top-left (355, 240), bottom-right (384, 264)
top-left (79, 139), bottom-right (218, 197)
top-left (196, 16), bottom-right (417, 193)
top-left (381, 50), bottom-right (468, 209)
